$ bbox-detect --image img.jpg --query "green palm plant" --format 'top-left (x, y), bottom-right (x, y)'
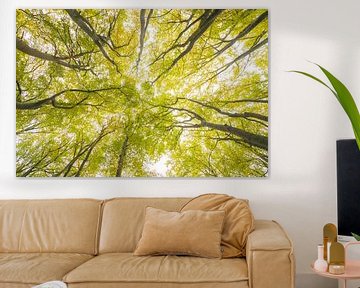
top-left (291, 63), bottom-right (360, 150)
top-left (292, 63), bottom-right (360, 242)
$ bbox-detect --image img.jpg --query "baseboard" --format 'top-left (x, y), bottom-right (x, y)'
top-left (296, 273), bottom-right (337, 288)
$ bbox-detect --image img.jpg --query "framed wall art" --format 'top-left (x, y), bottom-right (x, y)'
top-left (16, 9), bottom-right (268, 177)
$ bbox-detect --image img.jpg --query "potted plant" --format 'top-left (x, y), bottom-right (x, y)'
top-left (291, 64), bottom-right (360, 241)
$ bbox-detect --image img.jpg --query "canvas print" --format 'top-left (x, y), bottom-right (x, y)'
top-left (16, 9), bottom-right (268, 177)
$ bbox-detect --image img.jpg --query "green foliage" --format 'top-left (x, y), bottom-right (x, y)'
top-left (16, 9), bottom-right (268, 177)
top-left (352, 232), bottom-right (360, 241)
top-left (291, 63), bottom-right (360, 150)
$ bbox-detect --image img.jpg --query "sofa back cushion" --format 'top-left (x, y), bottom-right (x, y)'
top-left (99, 198), bottom-right (189, 253)
top-left (0, 199), bottom-right (102, 254)
top-left (181, 194), bottom-right (254, 258)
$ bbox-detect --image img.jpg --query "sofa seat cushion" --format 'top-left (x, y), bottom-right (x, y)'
top-left (64, 253), bottom-right (248, 285)
top-left (0, 253), bottom-right (93, 285)
top-left (67, 283), bottom-right (249, 288)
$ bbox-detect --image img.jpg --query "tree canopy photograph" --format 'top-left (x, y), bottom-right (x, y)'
top-left (16, 9), bottom-right (269, 177)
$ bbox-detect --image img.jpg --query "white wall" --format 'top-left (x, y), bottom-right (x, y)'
top-left (1, 0), bottom-right (359, 287)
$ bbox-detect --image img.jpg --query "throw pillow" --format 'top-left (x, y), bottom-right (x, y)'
top-left (181, 193), bottom-right (254, 258)
top-left (134, 207), bottom-right (225, 258)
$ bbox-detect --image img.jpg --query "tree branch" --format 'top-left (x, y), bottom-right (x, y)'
top-left (178, 97), bottom-right (268, 122)
top-left (222, 37), bottom-right (267, 70)
top-left (65, 9), bottom-right (120, 72)
top-left (205, 37), bottom-right (268, 82)
top-left (60, 127), bottom-right (113, 177)
top-left (160, 104), bottom-right (268, 150)
top-left (220, 98), bottom-right (268, 104)
top-left (16, 37), bottom-right (89, 70)
top-left (16, 87), bottom-right (124, 110)
top-left (152, 9), bottom-right (223, 83)
top-left (136, 9), bottom-right (153, 71)
top-left (211, 11), bottom-right (268, 60)
top-left (149, 10), bottom-right (209, 66)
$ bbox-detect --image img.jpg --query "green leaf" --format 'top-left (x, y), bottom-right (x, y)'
top-left (317, 65), bottom-right (360, 144)
top-left (351, 232), bottom-right (360, 241)
top-left (290, 64), bottom-right (360, 150)
top-left (289, 70), bottom-right (336, 97)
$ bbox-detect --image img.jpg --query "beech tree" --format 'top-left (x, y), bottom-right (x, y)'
top-left (16, 9), bottom-right (268, 177)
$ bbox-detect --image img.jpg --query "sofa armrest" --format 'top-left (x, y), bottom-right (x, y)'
top-left (246, 220), bottom-right (295, 288)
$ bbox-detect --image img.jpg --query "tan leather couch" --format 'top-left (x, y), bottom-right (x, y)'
top-left (0, 198), bottom-right (295, 288)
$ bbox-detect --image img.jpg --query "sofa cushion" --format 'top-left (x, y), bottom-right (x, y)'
top-left (0, 284), bottom-right (32, 288)
top-left (0, 253), bottom-right (93, 285)
top-left (67, 282), bottom-right (249, 288)
top-left (134, 207), bottom-right (225, 258)
top-left (99, 198), bottom-right (190, 253)
top-left (0, 199), bottom-right (102, 254)
top-left (181, 194), bottom-right (254, 258)
top-left (63, 253), bottom-right (248, 285)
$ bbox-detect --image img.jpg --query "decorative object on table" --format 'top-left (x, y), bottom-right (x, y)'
top-left (323, 223), bottom-right (337, 262)
top-left (319, 223), bottom-right (346, 275)
top-left (314, 244), bottom-right (328, 272)
top-left (329, 242), bottom-right (345, 275)
top-left (328, 264), bottom-right (345, 275)
top-left (16, 9), bottom-right (269, 178)
top-left (290, 63), bottom-right (360, 150)
top-left (32, 281), bottom-right (67, 288)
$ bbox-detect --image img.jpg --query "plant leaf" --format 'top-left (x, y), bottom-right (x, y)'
top-left (289, 70), bottom-right (337, 97)
top-left (290, 64), bottom-right (360, 150)
top-left (316, 64), bottom-right (360, 150)
top-left (351, 232), bottom-right (360, 241)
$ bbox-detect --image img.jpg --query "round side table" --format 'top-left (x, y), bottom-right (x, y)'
top-left (311, 242), bottom-right (360, 288)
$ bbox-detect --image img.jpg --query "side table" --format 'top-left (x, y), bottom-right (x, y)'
top-left (311, 242), bottom-right (360, 288)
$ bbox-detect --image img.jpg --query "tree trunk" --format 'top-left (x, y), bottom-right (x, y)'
top-left (201, 120), bottom-right (268, 150)
top-left (116, 136), bottom-right (129, 177)
top-left (136, 9), bottom-right (153, 70)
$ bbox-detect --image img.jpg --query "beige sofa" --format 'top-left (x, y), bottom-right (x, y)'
top-left (0, 198), bottom-right (295, 288)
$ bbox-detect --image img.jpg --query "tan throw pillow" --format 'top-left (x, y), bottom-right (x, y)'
top-left (181, 194), bottom-right (254, 258)
top-left (134, 207), bottom-right (225, 258)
